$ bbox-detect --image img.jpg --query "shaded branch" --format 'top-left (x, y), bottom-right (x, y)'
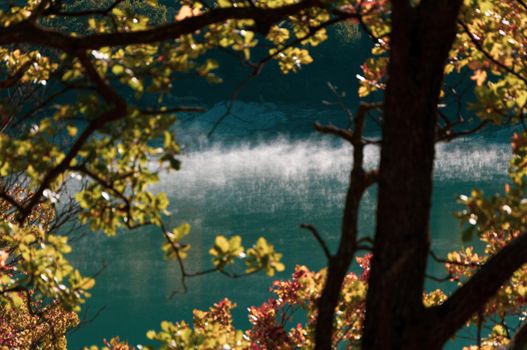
top-left (300, 224), bottom-right (332, 260)
top-left (437, 120), bottom-right (490, 142)
top-left (206, 12), bottom-right (354, 136)
top-left (314, 122), bottom-right (354, 143)
top-left (429, 231), bottom-right (527, 344)
top-left (0, 189), bottom-right (24, 213)
top-left (504, 321), bottom-right (527, 350)
top-left (314, 102), bottom-right (383, 145)
top-left (516, 0), bottom-right (527, 11)
top-left (314, 102), bottom-right (380, 350)
top-left (17, 52), bottom-right (127, 223)
top-left (0, 1), bottom-right (351, 50)
top-left (0, 61), bottom-right (33, 89)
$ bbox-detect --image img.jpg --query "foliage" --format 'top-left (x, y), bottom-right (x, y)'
top-left (145, 258), bottom-right (370, 350)
top-left (0, 0), bottom-right (349, 347)
top-left (1, 0), bottom-right (527, 348)
top-left (0, 187), bottom-right (83, 349)
top-left (142, 254), bottom-right (444, 349)
top-left (0, 295), bottom-right (78, 350)
top-left (450, 132), bottom-right (527, 348)
top-left (355, 0), bottom-right (527, 127)
top-left (84, 337), bottom-right (136, 350)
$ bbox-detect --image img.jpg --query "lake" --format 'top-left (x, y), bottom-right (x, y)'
top-left (67, 30), bottom-right (512, 349)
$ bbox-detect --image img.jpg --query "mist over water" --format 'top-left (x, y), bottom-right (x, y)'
top-left (160, 136), bottom-right (510, 194)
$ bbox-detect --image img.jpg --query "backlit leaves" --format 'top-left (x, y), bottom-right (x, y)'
top-left (208, 235), bottom-right (285, 277)
top-left (246, 237), bottom-right (285, 276)
top-left (209, 235), bottom-right (244, 268)
top-left (162, 224), bottom-right (191, 260)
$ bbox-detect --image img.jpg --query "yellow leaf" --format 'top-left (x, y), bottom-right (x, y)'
top-left (67, 125), bottom-right (78, 137)
top-left (470, 70), bottom-right (487, 87)
top-left (175, 5), bottom-right (201, 21)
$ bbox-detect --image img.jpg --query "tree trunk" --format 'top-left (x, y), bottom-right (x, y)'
top-left (361, 0), bottom-right (462, 349)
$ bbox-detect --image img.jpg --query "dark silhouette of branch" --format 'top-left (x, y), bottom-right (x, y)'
top-left (516, 0), bottom-right (527, 11)
top-left (207, 73), bottom-right (255, 137)
top-left (0, 61), bottom-right (33, 89)
top-left (300, 224), bottom-right (332, 260)
top-left (477, 310), bottom-right (483, 349)
top-left (314, 122), bottom-right (354, 143)
top-left (0, 1), bottom-right (354, 50)
top-left (206, 12), bottom-right (355, 137)
top-left (17, 52), bottom-right (127, 223)
top-left (6, 87), bottom-right (70, 132)
top-left (429, 231), bottom-right (527, 344)
top-left (437, 120), bottom-right (490, 142)
top-left (504, 321), bottom-right (527, 350)
top-left (69, 305), bottom-right (107, 335)
top-left (314, 102), bottom-right (380, 349)
top-left (314, 102), bottom-right (383, 145)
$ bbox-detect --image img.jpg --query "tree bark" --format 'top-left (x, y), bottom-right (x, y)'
top-left (428, 231), bottom-right (527, 345)
top-left (361, 0), bottom-right (462, 349)
top-left (313, 104), bottom-right (377, 350)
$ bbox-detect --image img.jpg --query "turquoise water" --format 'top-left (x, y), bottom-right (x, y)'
top-left (67, 132), bottom-right (511, 348)
top-left (67, 32), bottom-right (513, 348)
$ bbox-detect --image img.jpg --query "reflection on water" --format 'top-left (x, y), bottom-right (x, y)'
top-left (68, 135), bottom-right (511, 348)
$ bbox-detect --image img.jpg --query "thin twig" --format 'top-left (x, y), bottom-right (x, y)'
top-left (300, 224), bottom-right (332, 260)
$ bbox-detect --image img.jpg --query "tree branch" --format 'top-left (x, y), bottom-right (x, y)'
top-left (17, 52), bottom-right (127, 223)
top-left (0, 61), bottom-right (33, 89)
top-left (206, 12), bottom-right (354, 137)
top-left (300, 224), bottom-right (332, 260)
top-left (504, 321), bottom-right (527, 350)
top-left (516, 0), bottom-right (527, 11)
top-left (429, 231), bottom-right (527, 344)
top-left (314, 102), bottom-right (383, 145)
top-left (314, 122), bottom-right (354, 143)
top-left (314, 102), bottom-right (379, 350)
top-left (437, 120), bottom-right (490, 142)
top-left (0, 1), bottom-right (350, 50)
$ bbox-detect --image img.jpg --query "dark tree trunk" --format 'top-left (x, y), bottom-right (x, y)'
top-left (361, 0), bottom-right (462, 349)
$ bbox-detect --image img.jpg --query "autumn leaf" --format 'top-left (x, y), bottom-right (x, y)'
top-left (175, 5), bottom-right (201, 22)
top-left (471, 70), bottom-right (487, 86)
